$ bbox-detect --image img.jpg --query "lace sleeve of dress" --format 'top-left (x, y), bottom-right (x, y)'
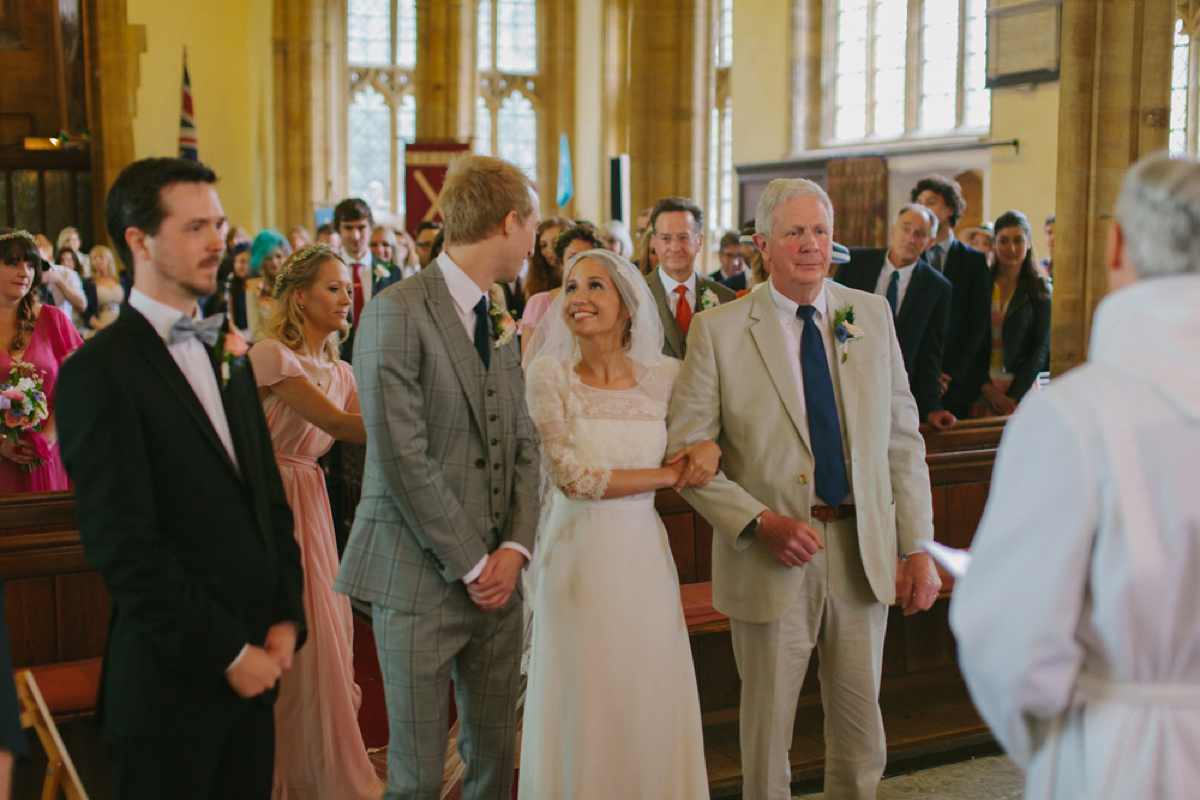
top-left (525, 356), bottom-right (611, 500)
top-left (247, 339), bottom-right (305, 388)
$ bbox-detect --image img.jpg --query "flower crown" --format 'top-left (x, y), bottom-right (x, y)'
top-left (0, 230), bottom-right (38, 249)
top-left (272, 243), bottom-right (342, 299)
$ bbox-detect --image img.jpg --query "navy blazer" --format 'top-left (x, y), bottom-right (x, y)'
top-left (836, 249), bottom-right (953, 417)
top-left (718, 271), bottom-right (749, 293)
top-left (935, 238), bottom-right (992, 417)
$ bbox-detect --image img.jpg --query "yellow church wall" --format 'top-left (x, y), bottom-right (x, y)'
top-left (730, 0), bottom-right (793, 169)
top-left (573, 0), bottom-right (606, 223)
top-left (987, 82), bottom-right (1060, 254)
top-left (125, 0), bottom-right (274, 233)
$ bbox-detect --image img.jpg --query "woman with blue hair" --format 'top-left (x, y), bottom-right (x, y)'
top-left (246, 229), bottom-right (290, 341)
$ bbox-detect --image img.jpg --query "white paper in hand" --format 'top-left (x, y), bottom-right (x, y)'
top-left (919, 540), bottom-right (972, 579)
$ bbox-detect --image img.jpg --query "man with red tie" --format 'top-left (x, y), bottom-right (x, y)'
top-left (334, 198), bottom-right (405, 334)
top-left (644, 196), bottom-right (737, 359)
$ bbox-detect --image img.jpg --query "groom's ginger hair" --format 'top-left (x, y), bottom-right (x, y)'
top-left (441, 155), bottom-right (536, 247)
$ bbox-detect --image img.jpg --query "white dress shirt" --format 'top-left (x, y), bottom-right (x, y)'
top-left (658, 266), bottom-right (697, 316)
top-left (341, 249), bottom-right (377, 304)
top-left (436, 253), bottom-right (532, 580)
top-left (873, 252), bottom-right (918, 312)
top-left (768, 279), bottom-right (853, 506)
top-left (129, 289), bottom-right (238, 469)
top-left (45, 263), bottom-right (84, 321)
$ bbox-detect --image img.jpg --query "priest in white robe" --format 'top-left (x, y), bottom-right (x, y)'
top-left (950, 152), bottom-right (1200, 800)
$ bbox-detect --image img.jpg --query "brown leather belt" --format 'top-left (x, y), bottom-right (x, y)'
top-left (811, 504), bottom-right (856, 523)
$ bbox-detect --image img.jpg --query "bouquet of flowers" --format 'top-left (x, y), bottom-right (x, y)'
top-left (1, 360), bottom-right (49, 472)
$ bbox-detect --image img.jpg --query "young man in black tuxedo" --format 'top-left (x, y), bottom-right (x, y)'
top-left (58, 158), bottom-right (305, 800)
top-left (911, 174), bottom-right (992, 419)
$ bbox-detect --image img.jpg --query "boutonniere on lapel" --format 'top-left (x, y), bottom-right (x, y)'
top-left (832, 305), bottom-right (864, 363)
top-left (215, 331), bottom-right (250, 388)
top-left (698, 282), bottom-right (720, 311)
top-left (490, 305), bottom-right (518, 350)
top-left (372, 263), bottom-right (391, 282)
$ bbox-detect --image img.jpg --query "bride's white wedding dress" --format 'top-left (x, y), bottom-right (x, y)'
top-left (518, 354), bottom-right (708, 800)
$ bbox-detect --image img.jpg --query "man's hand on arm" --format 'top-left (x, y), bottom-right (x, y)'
top-left (466, 548), bottom-right (527, 612)
top-left (756, 510), bottom-right (824, 568)
top-left (895, 551), bottom-right (941, 615)
top-left (263, 622), bottom-right (298, 671)
top-left (225, 646), bottom-right (283, 698)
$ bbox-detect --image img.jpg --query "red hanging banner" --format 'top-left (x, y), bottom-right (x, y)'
top-left (404, 141), bottom-right (471, 238)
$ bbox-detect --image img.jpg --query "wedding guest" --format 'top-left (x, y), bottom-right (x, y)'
top-left (967, 221), bottom-right (995, 266)
top-left (316, 223), bottom-right (341, 251)
top-left (288, 225), bottom-right (312, 253)
top-left (973, 210), bottom-right (1052, 416)
top-left (520, 249), bottom-right (716, 798)
top-left (951, 152), bottom-right (1200, 800)
top-left (369, 226), bottom-right (419, 279)
top-left (246, 229), bottom-right (289, 341)
top-left (249, 244), bottom-right (381, 800)
top-left (84, 244), bottom-right (126, 334)
top-left (56, 226), bottom-right (89, 274)
top-left (634, 224), bottom-right (659, 275)
top-left (0, 230), bottom-right (82, 492)
top-left (225, 225), bottom-right (252, 258)
top-left (602, 219), bottom-right (634, 257)
top-left (1040, 214), bottom-right (1055, 276)
top-left (37, 243), bottom-right (86, 323)
top-left (524, 216), bottom-right (572, 302)
top-left (414, 220), bottom-right (442, 268)
top-left (58, 156), bottom-right (304, 800)
top-left (204, 241), bottom-right (251, 337)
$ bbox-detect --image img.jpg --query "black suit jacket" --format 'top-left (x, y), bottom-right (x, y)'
top-left (836, 249), bottom-right (952, 417)
top-left (1000, 280), bottom-right (1052, 402)
top-left (58, 306), bottom-right (305, 738)
top-left (936, 238), bottom-right (992, 417)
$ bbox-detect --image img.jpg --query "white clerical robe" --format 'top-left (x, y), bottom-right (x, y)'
top-left (950, 273), bottom-right (1200, 800)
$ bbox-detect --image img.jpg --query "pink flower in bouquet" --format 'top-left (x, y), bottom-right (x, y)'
top-left (4, 410), bottom-right (22, 429)
top-left (224, 331), bottom-right (250, 358)
top-left (1, 388), bottom-right (22, 402)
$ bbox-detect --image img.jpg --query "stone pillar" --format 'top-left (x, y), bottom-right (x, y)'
top-left (414, 0), bottom-right (475, 141)
top-left (85, 0), bottom-right (144, 243)
top-left (1051, 0), bottom-right (1174, 373)
top-left (273, 0), bottom-right (339, 232)
top-left (626, 0), bottom-right (709, 214)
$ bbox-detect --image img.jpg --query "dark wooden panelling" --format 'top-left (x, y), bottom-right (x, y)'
top-left (6, 576), bottom-right (57, 667)
top-left (55, 571), bottom-right (108, 661)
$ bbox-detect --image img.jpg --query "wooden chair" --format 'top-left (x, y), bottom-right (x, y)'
top-left (15, 668), bottom-right (89, 800)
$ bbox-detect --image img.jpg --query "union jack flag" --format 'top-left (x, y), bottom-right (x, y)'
top-left (179, 51), bottom-right (198, 162)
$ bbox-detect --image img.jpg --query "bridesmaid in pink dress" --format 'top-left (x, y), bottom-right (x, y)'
top-left (0, 231), bottom-right (82, 492)
top-left (247, 244), bottom-right (382, 800)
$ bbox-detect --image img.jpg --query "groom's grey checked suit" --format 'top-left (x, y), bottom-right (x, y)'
top-left (335, 258), bottom-right (540, 800)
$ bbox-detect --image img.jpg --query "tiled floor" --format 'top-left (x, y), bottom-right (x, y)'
top-left (794, 755), bottom-right (1024, 799)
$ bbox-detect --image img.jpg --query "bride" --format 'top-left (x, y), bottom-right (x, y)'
top-left (519, 249), bottom-right (714, 799)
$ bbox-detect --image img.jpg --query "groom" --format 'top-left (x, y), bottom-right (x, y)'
top-left (667, 178), bottom-right (940, 799)
top-left (335, 154), bottom-right (541, 800)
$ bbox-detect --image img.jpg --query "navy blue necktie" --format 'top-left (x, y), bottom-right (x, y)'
top-left (796, 306), bottom-right (848, 508)
top-left (885, 270), bottom-right (899, 316)
top-left (473, 297), bottom-right (491, 369)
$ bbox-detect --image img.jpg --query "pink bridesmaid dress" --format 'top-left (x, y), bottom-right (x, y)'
top-left (0, 305), bottom-right (82, 493)
top-left (249, 339), bottom-right (383, 800)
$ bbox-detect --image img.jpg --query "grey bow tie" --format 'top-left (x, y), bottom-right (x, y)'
top-left (168, 313), bottom-right (224, 347)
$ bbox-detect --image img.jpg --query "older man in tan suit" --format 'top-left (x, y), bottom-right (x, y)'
top-left (667, 178), bottom-right (941, 800)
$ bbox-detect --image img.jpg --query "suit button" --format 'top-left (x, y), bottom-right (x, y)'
top-left (493, 512), bottom-right (501, 519)
top-left (493, 487), bottom-right (500, 495)
top-left (489, 414), bottom-right (497, 422)
top-left (798, 474), bottom-right (809, 484)
top-left (487, 389), bottom-right (495, 397)
top-left (491, 438), bottom-right (499, 446)
top-left (493, 463), bottom-right (500, 470)
top-left (475, 458), bottom-right (486, 468)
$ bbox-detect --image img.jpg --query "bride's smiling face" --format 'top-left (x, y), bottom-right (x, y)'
top-left (563, 258), bottom-right (629, 341)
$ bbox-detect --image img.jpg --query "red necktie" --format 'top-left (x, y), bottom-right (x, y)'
top-left (674, 285), bottom-right (693, 336)
top-left (352, 262), bottom-right (364, 324)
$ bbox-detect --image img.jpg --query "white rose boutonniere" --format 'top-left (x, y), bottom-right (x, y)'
top-left (490, 305), bottom-right (518, 350)
top-left (699, 285), bottom-right (720, 311)
top-left (372, 263), bottom-right (391, 282)
top-left (832, 305), bottom-right (863, 363)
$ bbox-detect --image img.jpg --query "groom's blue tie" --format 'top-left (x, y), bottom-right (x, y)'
top-left (797, 305), bottom-right (848, 509)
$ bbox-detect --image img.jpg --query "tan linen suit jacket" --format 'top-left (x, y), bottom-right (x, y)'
top-left (667, 279), bottom-right (934, 624)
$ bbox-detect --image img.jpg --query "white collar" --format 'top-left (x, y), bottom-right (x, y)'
top-left (437, 252), bottom-right (489, 316)
top-left (340, 249), bottom-right (373, 266)
top-left (657, 266), bottom-right (697, 295)
top-left (129, 288), bottom-right (200, 342)
top-left (768, 279), bottom-right (828, 321)
top-left (884, 251), bottom-right (919, 274)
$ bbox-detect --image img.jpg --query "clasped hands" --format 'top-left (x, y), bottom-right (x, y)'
top-left (225, 621), bottom-right (298, 699)
top-left (665, 440), bottom-right (722, 490)
top-left (467, 547), bottom-right (525, 613)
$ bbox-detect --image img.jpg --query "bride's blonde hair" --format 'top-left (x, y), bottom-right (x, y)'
top-left (262, 244), bottom-right (347, 361)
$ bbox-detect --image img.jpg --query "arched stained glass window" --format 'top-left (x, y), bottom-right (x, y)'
top-left (498, 92), bottom-right (537, 180)
top-left (479, 0), bottom-right (540, 180)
